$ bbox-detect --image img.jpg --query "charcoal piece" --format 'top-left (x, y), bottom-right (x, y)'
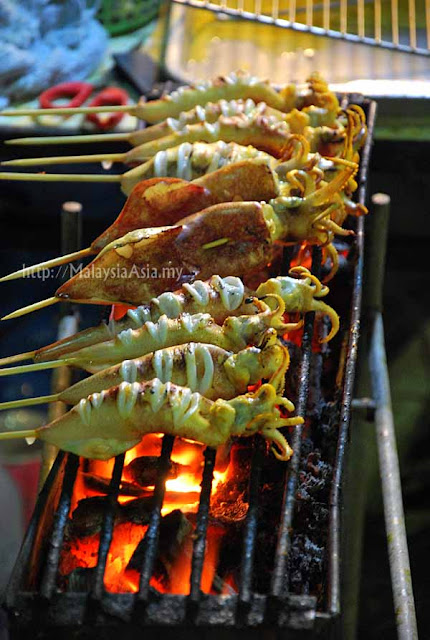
top-left (120, 497), bottom-right (154, 525)
top-left (66, 567), bottom-right (96, 592)
top-left (288, 534), bottom-right (324, 596)
top-left (125, 456), bottom-right (180, 487)
top-left (210, 490), bottom-right (248, 524)
top-left (127, 509), bottom-right (193, 586)
top-left (66, 496), bottom-right (113, 538)
top-left (66, 496), bottom-right (154, 538)
top-left (83, 472), bottom-right (143, 497)
top-left (213, 522), bottom-right (243, 585)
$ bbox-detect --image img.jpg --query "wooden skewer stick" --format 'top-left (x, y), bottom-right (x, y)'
top-left (2, 152), bottom-right (125, 167)
top-left (0, 351), bottom-right (37, 366)
top-left (0, 360), bottom-right (69, 376)
top-left (0, 429), bottom-right (38, 441)
top-left (1, 104), bottom-right (133, 117)
top-left (2, 297), bottom-right (59, 321)
top-left (0, 248), bottom-right (93, 283)
top-left (5, 132), bottom-right (132, 146)
top-left (0, 172), bottom-right (122, 184)
top-left (0, 164), bottom-right (148, 196)
top-left (0, 394), bottom-right (59, 410)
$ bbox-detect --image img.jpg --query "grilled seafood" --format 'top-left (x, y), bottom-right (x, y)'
top-left (0, 158), bottom-right (281, 283)
top-left (0, 295), bottom-right (299, 375)
top-left (0, 381), bottom-right (302, 461)
top-left (0, 269), bottom-right (338, 369)
top-left (1, 71), bottom-right (338, 125)
top-left (1, 160), bottom-right (355, 320)
top-left (0, 338), bottom-right (289, 410)
top-left (2, 139), bottom-right (361, 283)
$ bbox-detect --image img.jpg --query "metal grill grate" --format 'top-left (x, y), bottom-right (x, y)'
top-left (5, 97), bottom-right (381, 636)
top-left (171, 0), bottom-right (430, 55)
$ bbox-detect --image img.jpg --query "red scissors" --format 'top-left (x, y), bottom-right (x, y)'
top-left (38, 81), bottom-right (129, 130)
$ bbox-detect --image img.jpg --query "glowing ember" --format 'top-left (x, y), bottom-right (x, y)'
top-left (61, 433), bottom-right (236, 596)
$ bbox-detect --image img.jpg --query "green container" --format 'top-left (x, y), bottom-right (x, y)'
top-left (98, 0), bottom-right (161, 36)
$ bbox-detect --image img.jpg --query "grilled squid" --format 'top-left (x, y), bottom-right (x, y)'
top-left (44, 163), bottom-right (354, 308)
top-left (0, 381), bottom-right (302, 461)
top-left (0, 295), bottom-right (298, 376)
top-left (0, 339), bottom-right (290, 412)
top-left (0, 268), bottom-right (339, 369)
top-left (1, 71), bottom-right (339, 125)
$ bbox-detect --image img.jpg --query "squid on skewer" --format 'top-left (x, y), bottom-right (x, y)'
top-left (1, 71), bottom-right (338, 126)
top-left (4, 97), bottom-right (339, 148)
top-left (0, 380), bottom-right (302, 461)
top-left (0, 338), bottom-right (289, 411)
top-left (0, 141), bottom-right (272, 197)
top-left (1, 113), bottom-right (293, 169)
top-left (0, 295), bottom-right (297, 374)
top-left (0, 269), bottom-right (339, 368)
top-left (0, 101), bottom-right (365, 197)
top-left (1, 139), bottom-right (360, 284)
top-left (1, 160), bottom-right (355, 321)
top-left (0, 158), bottom-right (280, 282)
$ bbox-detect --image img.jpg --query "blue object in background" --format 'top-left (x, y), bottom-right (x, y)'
top-left (0, 0), bottom-right (108, 108)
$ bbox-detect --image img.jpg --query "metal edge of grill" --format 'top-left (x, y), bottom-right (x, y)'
top-left (170, 0), bottom-right (430, 56)
top-left (3, 95), bottom-right (377, 638)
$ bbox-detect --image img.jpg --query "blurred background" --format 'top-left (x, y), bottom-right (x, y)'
top-left (0, 1), bottom-right (429, 637)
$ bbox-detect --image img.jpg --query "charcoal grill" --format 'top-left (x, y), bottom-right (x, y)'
top-left (1, 97), bottom-right (416, 639)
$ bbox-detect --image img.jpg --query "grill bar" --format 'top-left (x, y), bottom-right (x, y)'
top-left (40, 454), bottom-right (80, 599)
top-left (327, 96), bottom-right (376, 616)
top-left (270, 248), bottom-right (321, 600)
top-left (137, 435), bottom-right (174, 601)
top-left (189, 447), bottom-right (217, 602)
top-left (238, 436), bottom-right (265, 605)
top-left (91, 454), bottom-right (125, 599)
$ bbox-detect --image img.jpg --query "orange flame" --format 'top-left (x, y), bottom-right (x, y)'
top-left (62, 434), bottom-right (232, 596)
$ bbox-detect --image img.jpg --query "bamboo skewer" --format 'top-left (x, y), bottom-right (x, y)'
top-left (0, 429), bottom-right (38, 441)
top-left (2, 297), bottom-right (59, 321)
top-left (0, 394), bottom-right (59, 410)
top-left (1, 105), bottom-right (133, 117)
top-left (2, 152), bottom-right (126, 168)
top-left (0, 248), bottom-right (93, 283)
top-left (0, 172), bottom-right (121, 184)
top-left (0, 360), bottom-right (69, 376)
top-left (0, 351), bottom-right (36, 366)
top-left (5, 132), bottom-right (132, 146)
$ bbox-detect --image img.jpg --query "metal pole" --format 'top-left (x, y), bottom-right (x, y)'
top-left (38, 202), bottom-right (82, 488)
top-left (369, 313), bottom-right (418, 640)
top-left (368, 194), bottom-right (418, 640)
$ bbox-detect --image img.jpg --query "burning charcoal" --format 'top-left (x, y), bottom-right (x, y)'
top-left (66, 496), bottom-right (154, 538)
top-left (83, 472), bottom-right (142, 497)
top-left (119, 497), bottom-right (153, 525)
top-left (210, 491), bottom-right (248, 524)
top-left (66, 567), bottom-right (96, 592)
top-left (210, 444), bottom-right (250, 523)
top-left (125, 456), bottom-right (182, 487)
top-left (127, 509), bottom-right (193, 586)
top-left (66, 496), bottom-right (113, 538)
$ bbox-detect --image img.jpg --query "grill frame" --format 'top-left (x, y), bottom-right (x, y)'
top-left (170, 0), bottom-right (430, 56)
top-left (4, 95), bottom-right (377, 637)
